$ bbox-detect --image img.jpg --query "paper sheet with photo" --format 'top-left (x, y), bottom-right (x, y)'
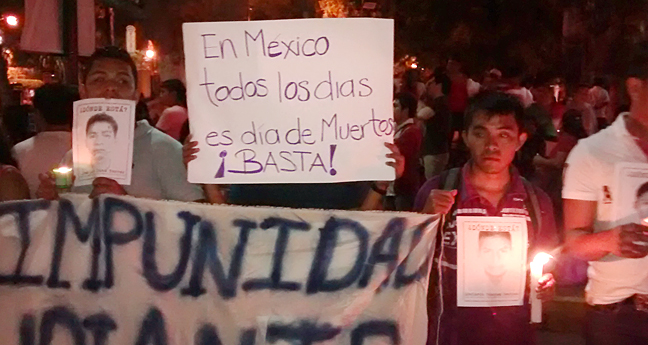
top-left (612, 163), bottom-right (648, 227)
top-left (457, 216), bottom-right (528, 307)
top-left (72, 98), bottom-right (136, 186)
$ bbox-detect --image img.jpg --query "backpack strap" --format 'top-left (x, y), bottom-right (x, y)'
top-left (521, 177), bottom-right (542, 247)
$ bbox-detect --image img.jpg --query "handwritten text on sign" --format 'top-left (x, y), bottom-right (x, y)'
top-left (0, 195), bottom-right (437, 344)
top-left (183, 18), bottom-right (395, 184)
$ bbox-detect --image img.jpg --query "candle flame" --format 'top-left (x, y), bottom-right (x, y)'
top-left (53, 167), bottom-right (72, 174)
top-left (532, 252), bottom-right (553, 266)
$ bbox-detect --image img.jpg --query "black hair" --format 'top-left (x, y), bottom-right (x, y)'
top-left (160, 79), bottom-right (187, 107)
top-left (33, 83), bottom-right (80, 126)
top-left (464, 91), bottom-right (526, 133)
top-left (593, 77), bottom-right (606, 88)
top-left (626, 41), bottom-right (648, 80)
top-left (401, 69), bottom-right (420, 96)
top-left (561, 109), bottom-right (588, 139)
top-left (2, 105), bottom-right (33, 145)
top-left (86, 113), bottom-right (118, 135)
top-left (637, 181), bottom-right (648, 199)
top-left (0, 136), bottom-right (16, 167)
top-left (478, 231), bottom-right (512, 247)
top-left (431, 71), bottom-right (452, 95)
top-left (83, 46), bottom-right (138, 85)
top-left (394, 92), bottom-right (418, 118)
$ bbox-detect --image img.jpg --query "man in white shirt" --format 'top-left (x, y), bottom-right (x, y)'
top-left (12, 83), bottom-right (79, 197)
top-left (563, 42), bottom-right (648, 345)
top-left (37, 47), bottom-right (203, 202)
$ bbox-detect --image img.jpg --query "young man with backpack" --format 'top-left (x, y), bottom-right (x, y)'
top-left (414, 92), bottom-right (559, 345)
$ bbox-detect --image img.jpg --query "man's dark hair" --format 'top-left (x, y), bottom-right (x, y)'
top-left (478, 231), bottom-right (512, 248)
top-left (33, 83), bottom-right (80, 126)
top-left (464, 91), bottom-right (526, 132)
top-left (86, 113), bottom-right (118, 135)
top-left (161, 79), bottom-right (187, 107)
top-left (394, 92), bottom-right (417, 118)
top-left (626, 41), bottom-right (648, 80)
top-left (432, 72), bottom-right (452, 95)
top-left (636, 181), bottom-right (648, 200)
top-left (83, 46), bottom-right (138, 85)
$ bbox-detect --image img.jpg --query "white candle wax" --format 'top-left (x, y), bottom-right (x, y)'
top-left (530, 260), bottom-right (542, 323)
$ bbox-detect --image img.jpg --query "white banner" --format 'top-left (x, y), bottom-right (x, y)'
top-left (0, 195), bottom-right (437, 344)
top-left (183, 18), bottom-right (395, 184)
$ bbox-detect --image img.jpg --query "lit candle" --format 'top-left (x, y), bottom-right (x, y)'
top-left (52, 167), bottom-right (73, 190)
top-left (530, 252), bottom-right (552, 323)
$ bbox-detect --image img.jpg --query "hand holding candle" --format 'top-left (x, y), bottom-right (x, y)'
top-left (52, 167), bottom-right (73, 190)
top-left (530, 252), bottom-right (553, 323)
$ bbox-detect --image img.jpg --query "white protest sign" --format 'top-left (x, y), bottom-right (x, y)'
top-left (456, 216), bottom-right (528, 307)
top-left (0, 195), bottom-right (438, 344)
top-left (182, 18), bottom-right (395, 184)
top-left (72, 99), bottom-right (136, 186)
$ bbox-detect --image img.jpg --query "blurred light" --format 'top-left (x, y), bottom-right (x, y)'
top-left (5, 15), bottom-right (19, 27)
top-left (144, 40), bottom-right (156, 60)
top-left (532, 252), bottom-right (553, 266)
top-left (0, 35), bottom-right (3, 45)
top-left (411, 63), bottom-right (418, 69)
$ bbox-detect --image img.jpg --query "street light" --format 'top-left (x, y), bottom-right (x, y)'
top-left (4, 15), bottom-right (19, 28)
top-left (144, 40), bottom-right (156, 60)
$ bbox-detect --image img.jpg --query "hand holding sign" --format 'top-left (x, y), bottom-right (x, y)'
top-left (422, 189), bottom-right (457, 215)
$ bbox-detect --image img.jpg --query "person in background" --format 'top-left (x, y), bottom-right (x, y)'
top-left (499, 65), bottom-right (534, 108)
top-left (419, 72), bottom-right (452, 179)
top-left (383, 92), bottom-right (422, 211)
top-left (563, 41), bottom-right (648, 345)
top-left (534, 109), bottom-right (587, 230)
top-left (416, 92), bottom-right (558, 345)
top-left (0, 136), bottom-right (29, 201)
top-left (447, 56), bottom-right (469, 135)
top-left (398, 68), bottom-right (426, 100)
top-left (11, 83), bottom-right (79, 197)
top-left (589, 77), bottom-right (611, 130)
top-left (37, 47), bottom-right (203, 202)
top-left (155, 79), bottom-right (188, 141)
top-left (568, 83), bottom-right (597, 136)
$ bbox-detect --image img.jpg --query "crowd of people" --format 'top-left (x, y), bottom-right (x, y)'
top-left (0, 43), bottom-right (647, 345)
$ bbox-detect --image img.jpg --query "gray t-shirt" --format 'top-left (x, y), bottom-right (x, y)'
top-left (66, 120), bottom-right (203, 201)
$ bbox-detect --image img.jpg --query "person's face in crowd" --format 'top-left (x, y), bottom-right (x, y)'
top-left (427, 78), bottom-right (443, 98)
top-left (447, 59), bottom-right (462, 75)
top-left (626, 76), bottom-right (648, 110)
top-left (393, 99), bottom-right (406, 124)
top-left (86, 121), bottom-right (117, 167)
top-left (81, 58), bottom-right (137, 101)
top-left (479, 235), bottom-right (512, 279)
top-left (463, 112), bottom-right (527, 174)
top-left (158, 87), bottom-right (176, 107)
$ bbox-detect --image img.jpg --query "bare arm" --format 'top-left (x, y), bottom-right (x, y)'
top-left (563, 199), bottom-right (624, 261)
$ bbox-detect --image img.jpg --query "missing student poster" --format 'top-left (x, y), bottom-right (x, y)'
top-left (456, 216), bottom-right (528, 307)
top-left (72, 98), bottom-right (136, 186)
top-left (613, 163), bottom-right (648, 226)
